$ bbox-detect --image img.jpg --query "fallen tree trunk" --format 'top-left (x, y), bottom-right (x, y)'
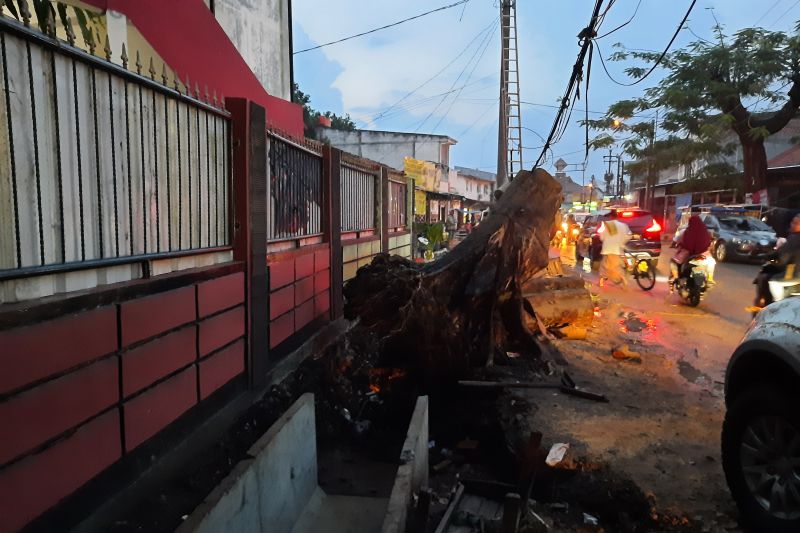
top-left (343, 169), bottom-right (562, 382)
top-left (522, 276), bottom-right (593, 327)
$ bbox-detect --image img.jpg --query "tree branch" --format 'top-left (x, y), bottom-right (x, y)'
top-left (750, 78), bottom-right (800, 134)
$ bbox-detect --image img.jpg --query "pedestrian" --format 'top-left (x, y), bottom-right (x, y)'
top-left (598, 218), bottom-right (632, 287)
top-left (445, 210), bottom-right (457, 234)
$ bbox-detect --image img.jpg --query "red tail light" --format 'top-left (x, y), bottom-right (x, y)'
top-left (645, 220), bottom-right (662, 233)
top-left (620, 211), bottom-right (635, 218)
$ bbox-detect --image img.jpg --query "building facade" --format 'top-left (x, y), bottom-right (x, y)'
top-left (211, 0), bottom-right (293, 101)
top-left (315, 127), bottom-right (457, 171)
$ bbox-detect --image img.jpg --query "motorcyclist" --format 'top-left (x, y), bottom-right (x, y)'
top-left (753, 214), bottom-right (800, 308)
top-left (565, 214), bottom-right (578, 244)
top-left (670, 215), bottom-right (712, 284)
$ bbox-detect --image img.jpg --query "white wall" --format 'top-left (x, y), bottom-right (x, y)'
top-left (214, 0), bottom-right (292, 101)
top-left (317, 129), bottom-right (453, 171)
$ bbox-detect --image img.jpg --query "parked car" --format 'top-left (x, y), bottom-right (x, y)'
top-left (676, 214), bottom-right (777, 262)
top-left (575, 208), bottom-right (663, 263)
top-left (722, 297), bottom-right (800, 532)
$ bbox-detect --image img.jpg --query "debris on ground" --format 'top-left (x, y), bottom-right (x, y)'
top-left (545, 443), bottom-right (570, 466)
top-left (612, 344), bottom-right (643, 363)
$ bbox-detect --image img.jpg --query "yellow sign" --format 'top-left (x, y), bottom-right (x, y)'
top-left (414, 190), bottom-right (427, 215)
top-left (404, 157), bottom-right (439, 192)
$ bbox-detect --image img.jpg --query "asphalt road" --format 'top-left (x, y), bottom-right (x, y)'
top-left (563, 244), bottom-right (761, 378)
top-left (535, 244), bottom-right (766, 528)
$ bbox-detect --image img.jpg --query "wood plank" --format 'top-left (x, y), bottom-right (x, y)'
top-left (33, 44), bottom-right (60, 266)
top-left (198, 106), bottom-right (209, 249)
top-left (127, 75), bottom-right (145, 256)
top-left (7, 34), bottom-right (41, 268)
top-left (164, 95), bottom-right (179, 252)
top-left (94, 68), bottom-right (116, 259)
top-left (152, 87), bottom-right (168, 253)
top-left (0, 33), bottom-right (16, 269)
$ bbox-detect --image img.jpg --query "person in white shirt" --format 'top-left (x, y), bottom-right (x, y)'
top-left (598, 219), bottom-right (632, 287)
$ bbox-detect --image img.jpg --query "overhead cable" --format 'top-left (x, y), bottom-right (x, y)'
top-left (294, 0), bottom-right (470, 54)
top-left (594, 0), bottom-right (698, 87)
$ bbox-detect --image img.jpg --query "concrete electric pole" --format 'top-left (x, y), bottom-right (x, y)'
top-left (496, 0), bottom-right (522, 187)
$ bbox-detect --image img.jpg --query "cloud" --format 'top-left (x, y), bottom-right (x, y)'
top-left (292, 0), bottom-right (558, 130)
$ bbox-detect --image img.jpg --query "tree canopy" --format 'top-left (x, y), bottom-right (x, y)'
top-left (292, 83), bottom-right (356, 139)
top-left (587, 22), bottom-right (800, 192)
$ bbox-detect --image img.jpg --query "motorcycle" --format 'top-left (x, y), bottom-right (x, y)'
top-left (671, 254), bottom-right (709, 307)
top-left (754, 259), bottom-right (800, 308)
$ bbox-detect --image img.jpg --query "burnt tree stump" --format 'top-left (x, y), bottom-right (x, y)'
top-left (344, 168), bottom-right (563, 382)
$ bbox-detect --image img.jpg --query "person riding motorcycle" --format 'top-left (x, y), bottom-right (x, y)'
top-left (753, 214), bottom-right (800, 308)
top-left (670, 215), bottom-right (712, 285)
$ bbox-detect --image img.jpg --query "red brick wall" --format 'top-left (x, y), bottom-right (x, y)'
top-left (268, 245), bottom-right (331, 349)
top-left (0, 266), bottom-right (247, 532)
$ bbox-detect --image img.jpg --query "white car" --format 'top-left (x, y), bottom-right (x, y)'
top-left (722, 297), bottom-right (800, 532)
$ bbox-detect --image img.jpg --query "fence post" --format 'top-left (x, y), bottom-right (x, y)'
top-left (408, 177), bottom-right (416, 258)
top-left (380, 166), bottom-right (390, 253)
top-left (324, 145), bottom-right (344, 319)
top-left (228, 98), bottom-right (269, 387)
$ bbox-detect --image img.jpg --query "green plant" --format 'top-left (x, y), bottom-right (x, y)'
top-left (424, 223), bottom-right (444, 251)
top-left (2, 0), bottom-right (105, 47)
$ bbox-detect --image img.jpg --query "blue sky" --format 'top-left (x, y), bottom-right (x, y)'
top-left (292, 0), bottom-right (800, 186)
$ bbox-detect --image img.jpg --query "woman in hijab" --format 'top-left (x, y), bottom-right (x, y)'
top-left (671, 215), bottom-right (712, 280)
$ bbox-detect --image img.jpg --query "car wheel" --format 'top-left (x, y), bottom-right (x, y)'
top-left (722, 384), bottom-right (800, 533)
top-left (715, 241), bottom-right (728, 262)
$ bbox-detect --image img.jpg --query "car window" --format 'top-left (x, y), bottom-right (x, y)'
top-left (718, 216), bottom-right (772, 232)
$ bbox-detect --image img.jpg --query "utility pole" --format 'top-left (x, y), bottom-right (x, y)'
top-left (496, 0), bottom-right (522, 187)
top-left (644, 111), bottom-right (658, 210)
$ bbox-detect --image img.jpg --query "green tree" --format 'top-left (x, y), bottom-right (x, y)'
top-left (588, 22), bottom-right (800, 193)
top-left (292, 83), bottom-right (356, 139)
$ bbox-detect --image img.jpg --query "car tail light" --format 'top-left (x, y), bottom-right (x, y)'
top-left (620, 211), bottom-right (635, 218)
top-left (645, 220), bottom-right (662, 233)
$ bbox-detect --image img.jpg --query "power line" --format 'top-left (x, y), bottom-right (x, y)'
top-left (594, 0), bottom-right (697, 87)
top-left (457, 100), bottom-right (497, 137)
top-left (371, 18), bottom-right (498, 122)
top-left (414, 19), bottom-right (498, 132)
top-left (373, 75), bottom-right (498, 123)
top-left (532, 0), bottom-right (607, 170)
top-left (431, 22), bottom-right (498, 131)
top-left (294, 0), bottom-right (470, 55)
top-left (754, 0), bottom-right (782, 27)
top-left (770, 0), bottom-right (800, 28)
top-left (596, 0), bottom-right (642, 39)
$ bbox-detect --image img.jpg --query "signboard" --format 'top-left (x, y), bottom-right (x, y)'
top-left (675, 193), bottom-right (692, 222)
top-left (414, 190), bottom-right (427, 215)
top-left (404, 157), bottom-right (440, 192)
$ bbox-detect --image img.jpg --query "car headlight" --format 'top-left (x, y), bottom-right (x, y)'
top-left (732, 237), bottom-right (742, 244)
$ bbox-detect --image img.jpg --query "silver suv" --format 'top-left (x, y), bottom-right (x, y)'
top-left (722, 298), bottom-right (800, 532)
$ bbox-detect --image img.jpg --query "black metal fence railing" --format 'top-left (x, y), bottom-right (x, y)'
top-left (267, 133), bottom-right (323, 241)
top-left (0, 15), bottom-right (230, 280)
top-left (340, 164), bottom-right (376, 232)
top-left (388, 180), bottom-right (408, 229)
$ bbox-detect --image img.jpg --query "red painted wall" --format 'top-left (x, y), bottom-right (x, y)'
top-left (82, 0), bottom-right (303, 137)
top-left (0, 267), bottom-right (247, 532)
top-left (268, 246), bottom-right (331, 348)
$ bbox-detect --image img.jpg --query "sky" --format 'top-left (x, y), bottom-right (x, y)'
top-left (291, 0), bottom-right (800, 188)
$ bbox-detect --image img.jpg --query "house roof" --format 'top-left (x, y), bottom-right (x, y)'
top-left (454, 166), bottom-right (496, 182)
top-left (769, 144), bottom-right (800, 168)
